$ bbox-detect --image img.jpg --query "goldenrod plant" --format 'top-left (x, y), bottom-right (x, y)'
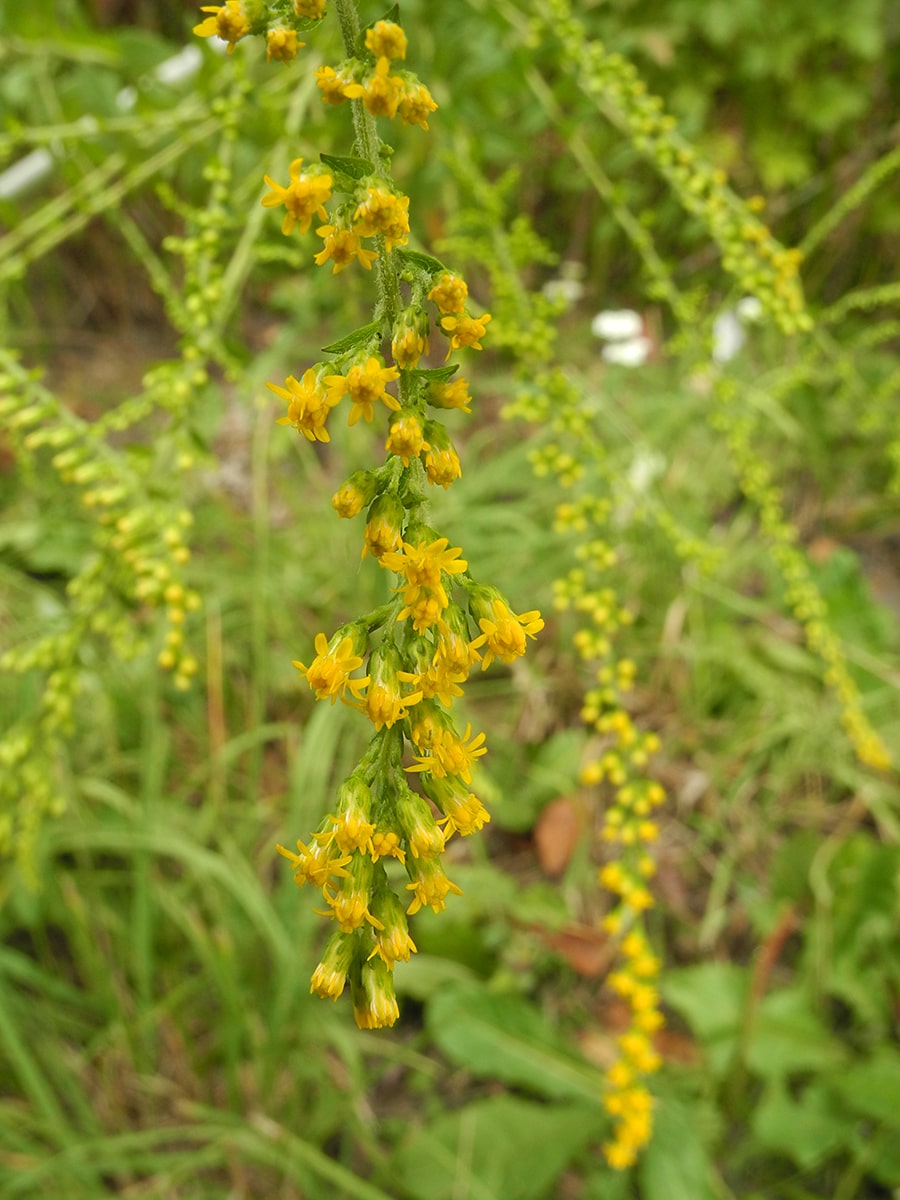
top-left (192, 1), bottom-right (544, 1030)
top-left (1, 1), bottom-right (899, 1195)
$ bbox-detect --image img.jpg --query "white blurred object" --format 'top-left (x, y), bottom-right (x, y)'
top-left (712, 296), bottom-right (763, 363)
top-left (591, 308), bottom-right (643, 341)
top-left (0, 44), bottom-right (206, 201)
top-left (627, 447), bottom-right (666, 493)
top-left (712, 310), bottom-right (745, 363)
top-left (0, 149), bottom-right (54, 200)
top-left (543, 277), bottom-right (584, 305)
top-left (602, 336), bottom-right (652, 367)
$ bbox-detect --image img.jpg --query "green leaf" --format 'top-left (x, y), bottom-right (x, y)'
top-left (426, 984), bottom-right (602, 1104)
top-left (747, 988), bottom-right (848, 1081)
top-left (639, 1095), bottom-right (715, 1200)
top-left (321, 321), bottom-right (383, 355)
top-left (396, 248), bottom-right (447, 276)
top-left (829, 1048), bottom-right (900, 1124)
top-left (411, 365), bottom-right (459, 384)
top-left (391, 1096), bottom-right (598, 1200)
top-left (319, 154), bottom-right (375, 181)
top-left (661, 963), bottom-right (748, 1078)
top-left (751, 1082), bottom-right (849, 1169)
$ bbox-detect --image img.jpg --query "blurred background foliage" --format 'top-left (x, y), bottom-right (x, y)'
top-left (1, 0), bottom-right (899, 1198)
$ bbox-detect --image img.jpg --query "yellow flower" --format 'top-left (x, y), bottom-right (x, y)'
top-left (406, 723), bottom-right (487, 784)
top-left (352, 187), bottom-right (411, 251)
top-left (428, 272), bottom-right (469, 315)
top-left (405, 855), bottom-right (463, 915)
top-left (325, 356), bottom-right (401, 426)
top-left (266, 28), bottom-right (304, 63)
top-left (193, 2), bottom-right (249, 53)
top-left (470, 598), bottom-right (544, 670)
top-left (365, 20), bottom-right (407, 60)
top-left (391, 308), bottom-right (430, 369)
top-left (293, 630), bottom-right (370, 703)
top-left (343, 56), bottom-right (405, 119)
top-left (427, 777), bottom-right (491, 837)
top-left (396, 787), bottom-right (446, 859)
top-left (315, 63), bottom-right (349, 104)
top-left (370, 829), bottom-right (406, 864)
top-left (314, 224), bottom-right (379, 273)
top-left (362, 492), bottom-right (404, 560)
top-left (399, 81), bottom-right (438, 130)
top-left (352, 958), bottom-right (400, 1029)
top-left (276, 837), bottom-right (351, 889)
top-left (294, 0), bottom-right (326, 16)
top-left (268, 368), bottom-right (341, 443)
top-left (356, 646), bottom-right (423, 732)
top-left (331, 470), bottom-right (377, 518)
top-left (385, 413), bottom-right (429, 466)
top-left (379, 537), bottom-right (467, 610)
top-left (261, 158), bottom-right (332, 235)
top-left (369, 890), bottom-right (417, 965)
top-left (440, 311), bottom-right (492, 352)
top-left (309, 931), bottom-right (355, 1001)
top-left (430, 377), bottom-right (472, 413)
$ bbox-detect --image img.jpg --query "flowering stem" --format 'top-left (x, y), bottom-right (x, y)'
top-left (333, 0), bottom-right (410, 406)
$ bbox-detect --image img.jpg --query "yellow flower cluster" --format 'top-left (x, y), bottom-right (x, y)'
top-left (199, 3), bottom-right (541, 1028)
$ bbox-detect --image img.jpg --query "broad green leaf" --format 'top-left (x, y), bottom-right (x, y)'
top-left (747, 988), bottom-right (847, 1081)
top-left (391, 1096), bottom-right (598, 1200)
top-left (426, 984), bottom-right (602, 1104)
top-left (751, 1082), bottom-right (849, 1169)
top-left (661, 963), bottom-right (748, 1078)
top-left (829, 1048), bottom-right (900, 1124)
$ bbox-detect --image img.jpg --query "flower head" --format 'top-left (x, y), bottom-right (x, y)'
top-left (405, 855), bottom-right (462, 915)
top-left (315, 63), bottom-right (349, 104)
top-left (352, 186), bottom-right (410, 250)
top-left (269, 367), bottom-right (340, 443)
top-left (428, 272), bottom-right (468, 316)
top-left (332, 469), bottom-right (378, 518)
top-left (440, 311), bottom-right (492, 353)
top-left (429, 377), bottom-right (472, 413)
top-left (356, 644), bottom-right (422, 732)
top-left (399, 81), bottom-right (438, 130)
top-left (325, 356), bottom-right (401, 426)
top-left (365, 20), bottom-right (407, 60)
top-left (352, 956), bottom-right (400, 1029)
top-left (262, 158), bottom-right (332, 235)
top-left (314, 223), bottom-right (379, 273)
top-left (385, 412), bottom-right (429, 466)
top-left (276, 837), bottom-right (351, 890)
top-left (193, 2), bottom-right (250, 53)
top-left (294, 0), bottom-right (326, 16)
top-left (343, 57), bottom-right (405, 119)
top-left (293, 628), bottom-right (369, 702)
top-left (469, 592), bottom-right (544, 670)
top-left (266, 28), bottom-right (303, 63)
top-left (369, 888), bottom-right (418, 965)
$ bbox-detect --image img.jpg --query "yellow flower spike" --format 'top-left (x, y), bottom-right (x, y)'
top-left (261, 159), bottom-right (332, 235)
top-left (293, 629), bottom-right (370, 703)
top-left (325, 356), bottom-right (401, 426)
top-left (193, 2), bottom-right (249, 52)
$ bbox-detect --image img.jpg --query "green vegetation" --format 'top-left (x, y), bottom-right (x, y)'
top-left (1, 1), bottom-right (898, 1197)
